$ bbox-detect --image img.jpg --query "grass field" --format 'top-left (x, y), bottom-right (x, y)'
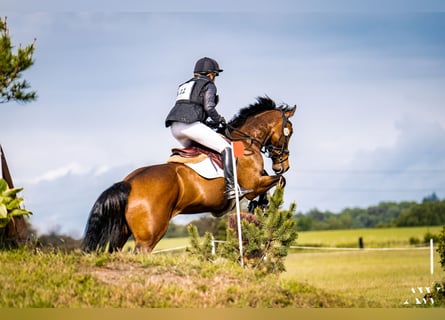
top-left (282, 249), bottom-right (444, 307)
top-left (1, 226), bottom-right (444, 307)
top-left (295, 226), bottom-right (443, 248)
top-left (284, 226), bottom-right (445, 307)
top-left (148, 226), bottom-right (445, 307)
top-left (0, 249), bottom-right (351, 307)
top-left (132, 226), bottom-right (444, 252)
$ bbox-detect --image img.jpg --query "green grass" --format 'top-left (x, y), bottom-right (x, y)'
top-left (282, 249), bottom-right (445, 307)
top-left (123, 237), bottom-right (189, 252)
top-left (149, 227), bottom-right (445, 307)
top-left (135, 226), bottom-right (442, 252)
top-left (125, 226), bottom-right (442, 252)
top-left (285, 226), bottom-right (445, 307)
top-left (0, 248), bottom-right (351, 307)
top-left (296, 226), bottom-right (443, 248)
top-left (1, 226), bottom-right (444, 307)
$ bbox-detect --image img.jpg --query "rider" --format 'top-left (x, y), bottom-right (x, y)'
top-left (165, 57), bottom-right (249, 199)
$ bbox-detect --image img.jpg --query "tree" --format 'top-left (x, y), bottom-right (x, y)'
top-left (224, 187), bottom-right (298, 274)
top-left (0, 16), bottom-right (37, 104)
top-left (187, 187), bottom-right (298, 276)
top-left (396, 200), bottom-right (445, 227)
top-left (423, 192), bottom-right (439, 203)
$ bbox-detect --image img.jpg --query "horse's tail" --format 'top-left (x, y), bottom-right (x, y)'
top-left (81, 181), bottom-right (131, 253)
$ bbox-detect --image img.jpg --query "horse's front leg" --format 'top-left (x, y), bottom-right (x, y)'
top-left (243, 174), bottom-right (284, 200)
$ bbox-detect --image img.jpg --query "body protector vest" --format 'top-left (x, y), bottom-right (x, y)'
top-left (175, 77), bottom-right (211, 106)
top-left (165, 77), bottom-right (212, 127)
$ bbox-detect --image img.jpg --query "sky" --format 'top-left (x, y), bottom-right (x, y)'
top-left (1, 1), bottom-right (445, 237)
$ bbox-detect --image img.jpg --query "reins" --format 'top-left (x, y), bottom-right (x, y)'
top-left (225, 108), bottom-right (291, 162)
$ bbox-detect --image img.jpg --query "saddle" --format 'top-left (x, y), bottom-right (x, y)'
top-left (167, 145), bottom-right (223, 169)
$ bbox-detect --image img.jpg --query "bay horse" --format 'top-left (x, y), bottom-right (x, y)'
top-left (81, 96), bottom-right (296, 253)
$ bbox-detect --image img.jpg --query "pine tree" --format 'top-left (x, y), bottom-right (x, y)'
top-left (0, 16), bottom-right (37, 104)
top-left (188, 187), bottom-right (298, 275)
top-left (186, 224), bottom-right (215, 262)
top-left (229, 187), bottom-right (298, 274)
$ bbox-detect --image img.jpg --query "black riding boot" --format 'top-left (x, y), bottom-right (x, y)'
top-left (221, 147), bottom-right (251, 199)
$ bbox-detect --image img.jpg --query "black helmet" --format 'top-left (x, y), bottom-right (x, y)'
top-left (194, 57), bottom-right (223, 75)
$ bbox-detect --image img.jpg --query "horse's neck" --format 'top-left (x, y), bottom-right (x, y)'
top-left (237, 121), bottom-right (270, 145)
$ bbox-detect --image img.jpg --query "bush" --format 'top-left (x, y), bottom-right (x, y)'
top-left (424, 231), bottom-right (440, 244)
top-left (186, 224), bottom-right (214, 262)
top-left (429, 281), bottom-right (445, 307)
top-left (409, 237), bottom-right (421, 246)
top-left (188, 187), bottom-right (298, 276)
top-left (437, 226), bottom-right (445, 272)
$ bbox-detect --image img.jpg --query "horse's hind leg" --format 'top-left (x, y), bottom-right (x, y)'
top-left (134, 233), bottom-right (166, 253)
top-left (123, 164), bottom-right (181, 253)
top-left (133, 223), bottom-right (169, 254)
top-left (125, 203), bottom-right (171, 254)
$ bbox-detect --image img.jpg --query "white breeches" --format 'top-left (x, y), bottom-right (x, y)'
top-left (170, 121), bottom-right (230, 153)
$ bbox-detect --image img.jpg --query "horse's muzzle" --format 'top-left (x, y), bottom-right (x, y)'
top-left (273, 164), bottom-right (290, 175)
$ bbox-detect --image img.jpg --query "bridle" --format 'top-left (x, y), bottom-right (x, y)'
top-left (263, 108), bottom-right (291, 166)
top-left (225, 107), bottom-right (292, 167)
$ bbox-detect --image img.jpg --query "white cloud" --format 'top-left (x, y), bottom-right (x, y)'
top-left (28, 163), bottom-right (89, 184)
top-left (23, 164), bottom-right (134, 237)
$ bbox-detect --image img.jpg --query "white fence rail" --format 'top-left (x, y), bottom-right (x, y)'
top-left (152, 240), bottom-right (436, 275)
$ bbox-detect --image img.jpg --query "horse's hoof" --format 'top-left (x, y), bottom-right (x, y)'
top-left (277, 175), bottom-right (286, 188)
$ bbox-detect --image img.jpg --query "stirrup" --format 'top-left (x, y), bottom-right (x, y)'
top-left (225, 186), bottom-right (253, 199)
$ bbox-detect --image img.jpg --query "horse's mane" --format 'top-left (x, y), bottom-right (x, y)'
top-left (228, 96), bottom-right (283, 129)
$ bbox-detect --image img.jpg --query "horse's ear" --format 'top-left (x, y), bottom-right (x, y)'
top-left (285, 105), bottom-right (297, 118)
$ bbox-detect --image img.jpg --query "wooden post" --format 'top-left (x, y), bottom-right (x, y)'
top-left (1, 144), bottom-right (14, 188)
top-left (358, 237), bottom-right (364, 249)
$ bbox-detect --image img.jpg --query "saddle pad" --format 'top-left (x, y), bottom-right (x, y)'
top-left (167, 155), bottom-right (224, 179)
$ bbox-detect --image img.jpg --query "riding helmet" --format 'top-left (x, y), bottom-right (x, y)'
top-left (194, 57), bottom-right (223, 75)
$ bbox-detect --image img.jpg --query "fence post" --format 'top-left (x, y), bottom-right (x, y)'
top-left (358, 237), bottom-right (364, 249)
top-left (231, 142), bottom-right (244, 268)
top-left (430, 238), bottom-right (434, 275)
top-left (211, 236), bottom-right (216, 256)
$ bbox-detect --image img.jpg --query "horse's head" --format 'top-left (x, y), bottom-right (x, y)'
top-left (226, 96), bottom-right (297, 175)
top-left (266, 105), bottom-right (296, 174)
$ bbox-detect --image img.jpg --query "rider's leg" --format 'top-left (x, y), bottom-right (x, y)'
top-left (170, 121), bottom-right (251, 199)
top-left (170, 121), bottom-right (229, 152)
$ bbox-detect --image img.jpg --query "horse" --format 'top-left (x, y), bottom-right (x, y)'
top-left (81, 96), bottom-right (296, 253)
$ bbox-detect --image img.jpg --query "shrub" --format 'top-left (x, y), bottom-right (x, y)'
top-left (424, 231), bottom-right (439, 244)
top-left (0, 178), bottom-right (32, 228)
top-left (409, 237), bottom-right (421, 246)
top-left (437, 226), bottom-right (445, 272)
top-left (186, 224), bottom-right (214, 262)
top-left (188, 187), bottom-right (298, 276)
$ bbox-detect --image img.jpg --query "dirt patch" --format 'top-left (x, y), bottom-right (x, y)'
top-left (86, 261), bottom-right (239, 291)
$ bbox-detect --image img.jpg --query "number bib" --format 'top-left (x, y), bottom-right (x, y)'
top-left (176, 81), bottom-right (195, 102)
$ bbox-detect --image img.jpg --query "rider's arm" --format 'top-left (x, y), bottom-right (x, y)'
top-left (202, 83), bottom-right (226, 124)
